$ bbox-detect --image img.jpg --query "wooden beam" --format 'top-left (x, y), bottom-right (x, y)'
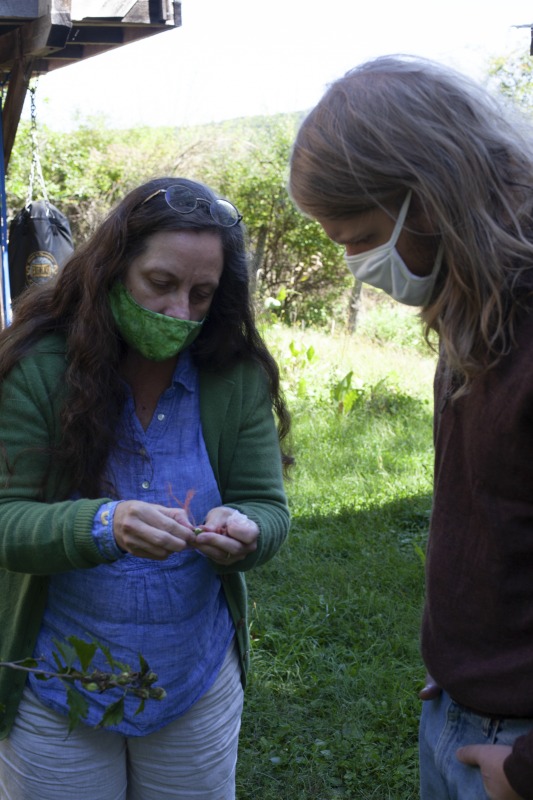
top-left (70, 0), bottom-right (179, 26)
top-left (0, 13), bottom-right (70, 68)
top-left (64, 26), bottom-right (125, 45)
top-left (51, 1), bottom-right (73, 29)
top-left (71, 0), bottom-right (137, 19)
top-left (2, 52), bottom-right (33, 168)
top-left (0, 9), bottom-right (71, 165)
top-left (0, 0), bottom-right (181, 160)
top-left (0, 1), bottom-right (49, 19)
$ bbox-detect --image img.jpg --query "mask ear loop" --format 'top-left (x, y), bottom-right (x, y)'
top-left (345, 190), bottom-right (413, 268)
top-left (388, 190), bottom-right (413, 247)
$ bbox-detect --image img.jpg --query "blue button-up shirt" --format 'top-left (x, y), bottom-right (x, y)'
top-left (30, 351), bottom-right (235, 735)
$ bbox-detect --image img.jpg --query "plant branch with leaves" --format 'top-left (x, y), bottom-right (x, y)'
top-left (0, 636), bottom-right (166, 732)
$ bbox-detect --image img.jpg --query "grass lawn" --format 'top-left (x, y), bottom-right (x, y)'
top-left (237, 310), bottom-right (437, 799)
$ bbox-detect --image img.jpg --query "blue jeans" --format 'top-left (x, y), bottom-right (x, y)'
top-left (419, 690), bottom-right (533, 800)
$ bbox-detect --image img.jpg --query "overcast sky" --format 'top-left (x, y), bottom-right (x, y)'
top-left (27, 0), bottom-right (533, 130)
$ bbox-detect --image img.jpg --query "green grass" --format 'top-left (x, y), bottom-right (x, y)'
top-left (236, 321), bottom-right (436, 799)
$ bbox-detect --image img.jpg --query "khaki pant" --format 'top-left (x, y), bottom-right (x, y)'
top-left (0, 642), bottom-right (243, 800)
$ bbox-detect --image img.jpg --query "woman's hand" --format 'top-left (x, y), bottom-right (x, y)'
top-left (113, 500), bottom-right (196, 560)
top-left (193, 507), bottom-right (259, 565)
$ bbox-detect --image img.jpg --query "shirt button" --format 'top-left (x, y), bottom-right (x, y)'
top-left (157, 413), bottom-right (165, 421)
top-left (141, 481), bottom-right (150, 489)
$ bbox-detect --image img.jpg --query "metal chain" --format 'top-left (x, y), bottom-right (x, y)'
top-left (27, 82), bottom-right (49, 208)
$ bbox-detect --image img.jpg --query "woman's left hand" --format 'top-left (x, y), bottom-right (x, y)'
top-left (193, 507), bottom-right (259, 565)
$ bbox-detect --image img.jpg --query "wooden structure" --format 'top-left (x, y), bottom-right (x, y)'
top-left (0, 1), bottom-right (181, 327)
top-left (0, 1), bottom-right (182, 168)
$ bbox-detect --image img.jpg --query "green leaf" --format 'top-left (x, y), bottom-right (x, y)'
top-left (289, 341), bottom-right (301, 358)
top-left (67, 636), bottom-right (98, 673)
top-left (98, 640), bottom-right (116, 668)
top-left (134, 698), bottom-right (146, 716)
top-left (53, 639), bottom-right (77, 669)
top-left (99, 697), bottom-right (125, 728)
top-left (98, 640), bottom-right (128, 672)
top-left (138, 653), bottom-right (149, 676)
top-left (17, 657), bottom-right (39, 668)
top-left (65, 685), bottom-right (89, 733)
top-left (52, 651), bottom-right (63, 671)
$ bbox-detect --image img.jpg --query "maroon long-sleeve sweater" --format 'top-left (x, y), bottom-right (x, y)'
top-left (421, 310), bottom-right (533, 799)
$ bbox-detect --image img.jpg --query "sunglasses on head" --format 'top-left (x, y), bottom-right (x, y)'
top-left (141, 183), bottom-right (242, 228)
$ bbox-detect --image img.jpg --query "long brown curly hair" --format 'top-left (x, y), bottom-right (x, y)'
top-left (289, 55), bottom-right (533, 392)
top-left (0, 177), bottom-right (292, 496)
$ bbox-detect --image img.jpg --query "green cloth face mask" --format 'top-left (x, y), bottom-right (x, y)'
top-left (109, 281), bottom-right (204, 361)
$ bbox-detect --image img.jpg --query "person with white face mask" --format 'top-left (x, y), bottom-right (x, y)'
top-left (289, 55), bottom-right (533, 800)
top-left (342, 191), bottom-right (444, 307)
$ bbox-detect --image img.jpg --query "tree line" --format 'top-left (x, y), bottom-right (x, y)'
top-left (5, 52), bottom-right (522, 328)
top-left (6, 111), bottom-right (351, 327)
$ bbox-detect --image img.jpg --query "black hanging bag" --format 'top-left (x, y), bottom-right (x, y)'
top-left (7, 85), bottom-right (74, 302)
top-left (8, 200), bottom-right (74, 300)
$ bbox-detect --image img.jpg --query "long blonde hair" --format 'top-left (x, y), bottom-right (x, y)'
top-left (289, 55), bottom-right (533, 388)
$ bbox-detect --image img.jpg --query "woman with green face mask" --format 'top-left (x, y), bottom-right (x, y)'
top-left (0, 178), bottom-right (292, 800)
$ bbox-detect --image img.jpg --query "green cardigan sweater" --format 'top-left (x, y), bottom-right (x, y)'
top-left (0, 333), bottom-right (290, 738)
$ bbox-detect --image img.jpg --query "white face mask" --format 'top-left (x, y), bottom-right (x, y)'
top-left (344, 191), bottom-right (443, 307)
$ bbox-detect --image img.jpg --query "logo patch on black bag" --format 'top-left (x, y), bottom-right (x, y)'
top-left (25, 251), bottom-right (60, 284)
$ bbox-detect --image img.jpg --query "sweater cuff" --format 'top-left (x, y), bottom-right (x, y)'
top-left (503, 733), bottom-right (533, 800)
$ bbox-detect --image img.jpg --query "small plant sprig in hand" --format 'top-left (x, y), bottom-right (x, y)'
top-left (0, 635), bottom-right (166, 732)
top-left (166, 484), bottom-right (210, 536)
top-left (165, 484), bottom-right (230, 537)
